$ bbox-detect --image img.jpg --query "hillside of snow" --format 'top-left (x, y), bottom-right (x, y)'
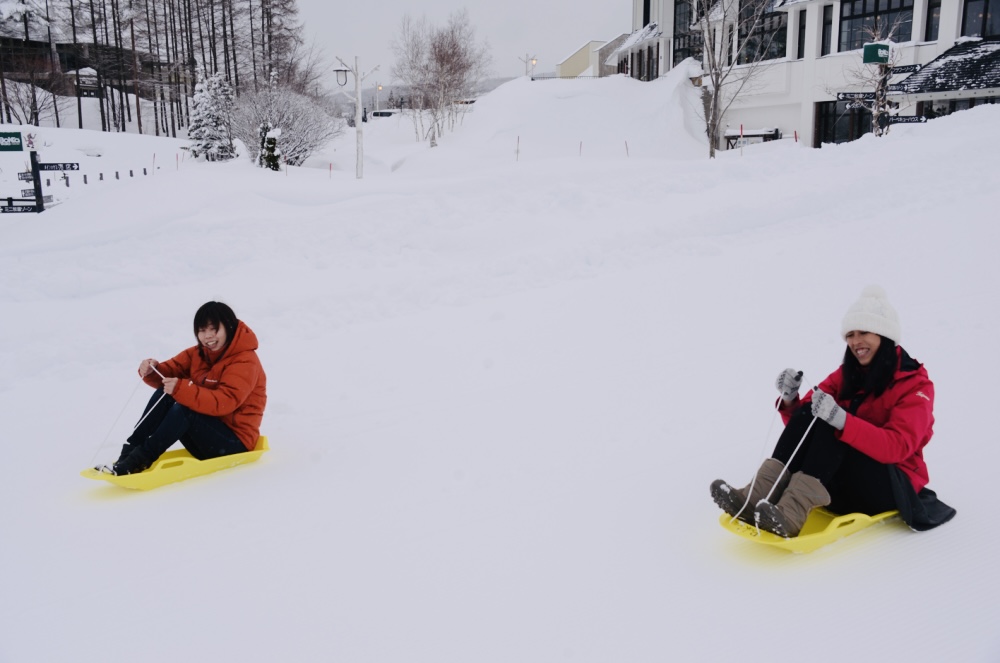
top-left (1, 69), bottom-right (998, 663)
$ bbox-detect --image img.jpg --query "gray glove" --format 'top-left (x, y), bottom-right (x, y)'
top-left (775, 369), bottom-right (803, 401)
top-left (811, 389), bottom-right (847, 430)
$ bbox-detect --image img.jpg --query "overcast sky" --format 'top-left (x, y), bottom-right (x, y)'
top-left (295, 0), bottom-right (632, 90)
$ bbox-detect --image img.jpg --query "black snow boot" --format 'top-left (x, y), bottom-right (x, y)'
top-left (711, 458), bottom-right (790, 523)
top-left (112, 445), bottom-right (155, 476)
top-left (115, 442), bottom-right (137, 465)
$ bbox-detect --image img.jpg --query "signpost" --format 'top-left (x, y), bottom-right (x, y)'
top-left (1, 152), bottom-right (78, 214)
top-left (37, 162), bottom-right (80, 171)
top-left (863, 43), bottom-right (890, 64)
top-left (877, 114), bottom-right (928, 129)
top-left (890, 63), bottom-right (923, 74)
top-left (20, 189), bottom-right (52, 202)
top-left (837, 92), bottom-right (877, 101)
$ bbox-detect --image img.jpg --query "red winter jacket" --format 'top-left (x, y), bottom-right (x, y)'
top-left (142, 320), bottom-right (267, 450)
top-left (782, 347), bottom-right (934, 492)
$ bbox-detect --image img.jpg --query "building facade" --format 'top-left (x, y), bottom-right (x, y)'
top-left (611, 0), bottom-right (1000, 147)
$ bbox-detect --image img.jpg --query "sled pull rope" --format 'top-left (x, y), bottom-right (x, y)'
top-left (730, 376), bottom-right (817, 525)
top-left (130, 364), bottom-right (169, 431)
top-left (761, 401), bottom-right (820, 505)
top-left (90, 378), bottom-right (146, 466)
top-left (88, 364), bottom-right (168, 466)
top-left (729, 391), bottom-right (787, 525)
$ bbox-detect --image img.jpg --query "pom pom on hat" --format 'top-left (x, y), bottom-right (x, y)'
top-left (841, 285), bottom-right (901, 344)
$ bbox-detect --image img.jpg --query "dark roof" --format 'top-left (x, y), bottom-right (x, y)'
top-left (897, 37), bottom-right (1000, 94)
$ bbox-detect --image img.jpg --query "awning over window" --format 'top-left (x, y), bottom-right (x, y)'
top-left (895, 37), bottom-right (1000, 100)
top-left (603, 23), bottom-right (663, 66)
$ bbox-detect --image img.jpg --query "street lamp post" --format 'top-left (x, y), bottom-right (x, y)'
top-left (334, 56), bottom-right (379, 180)
top-left (519, 53), bottom-right (538, 77)
top-left (376, 83), bottom-right (382, 112)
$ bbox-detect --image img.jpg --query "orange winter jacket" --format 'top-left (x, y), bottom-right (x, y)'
top-left (142, 321), bottom-right (267, 450)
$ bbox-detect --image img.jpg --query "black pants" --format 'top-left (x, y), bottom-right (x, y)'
top-left (771, 406), bottom-right (898, 516)
top-left (127, 388), bottom-right (246, 462)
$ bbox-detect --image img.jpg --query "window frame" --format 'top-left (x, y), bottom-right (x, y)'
top-left (925, 0), bottom-right (942, 39)
top-left (821, 5), bottom-right (834, 55)
top-left (962, 0), bottom-right (1000, 36)
top-left (797, 8), bottom-right (808, 58)
top-left (838, 0), bottom-right (915, 52)
top-left (737, 0), bottom-right (789, 64)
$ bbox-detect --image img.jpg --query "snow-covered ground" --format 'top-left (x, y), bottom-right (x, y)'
top-left (1, 69), bottom-right (998, 663)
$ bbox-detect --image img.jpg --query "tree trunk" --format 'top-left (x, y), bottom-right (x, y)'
top-left (144, 0), bottom-right (161, 135)
top-left (129, 6), bottom-right (143, 134)
top-left (70, 0), bottom-right (83, 129)
top-left (45, 0), bottom-right (61, 128)
top-left (88, 0), bottom-right (108, 131)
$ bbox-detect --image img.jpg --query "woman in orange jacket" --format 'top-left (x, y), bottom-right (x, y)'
top-left (106, 301), bottom-right (267, 475)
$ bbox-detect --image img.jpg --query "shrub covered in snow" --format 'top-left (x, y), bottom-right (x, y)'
top-left (231, 78), bottom-right (343, 167)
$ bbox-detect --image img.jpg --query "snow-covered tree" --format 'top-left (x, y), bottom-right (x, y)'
top-left (257, 122), bottom-right (281, 171)
top-left (231, 75), bottom-right (343, 167)
top-left (188, 70), bottom-right (236, 162)
top-left (391, 10), bottom-right (491, 143)
top-left (837, 19), bottom-right (910, 138)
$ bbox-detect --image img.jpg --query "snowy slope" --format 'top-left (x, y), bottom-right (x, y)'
top-left (0, 70), bottom-right (998, 663)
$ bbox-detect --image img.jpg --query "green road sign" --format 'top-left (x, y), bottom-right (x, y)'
top-left (0, 132), bottom-right (23, 151)
top-left (863, 43), bottom-right (890, 64)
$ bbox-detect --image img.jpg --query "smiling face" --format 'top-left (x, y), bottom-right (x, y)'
top-left (845, 330), bottom-right (881, 366)
top-left (197, 323), bottom-right (228, 353)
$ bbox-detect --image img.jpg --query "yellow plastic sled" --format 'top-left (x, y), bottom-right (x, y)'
top-left (719, 507), bottom-right (899, 553)
top-left (81, 436), bottom-right (269, 490)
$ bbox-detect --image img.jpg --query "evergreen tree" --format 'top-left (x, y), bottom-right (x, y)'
top-left (257, 121), bottom-right (282, 171)
top-left (189, 71), bottom-right (236, 162)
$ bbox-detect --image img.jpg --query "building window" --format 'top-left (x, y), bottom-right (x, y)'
top-left (738, 0), bottom-right (788, 64)
top-left (797, 9), bottom-right (808, 58)
top-left (644, 0), bottom-right (651, 27)
top-left (727, 25), bottom-right (735, 65)
top-left (962, 0), bottom-right (1000, 36)
top-left (839, 0), bottom-right (914, 52)
top-left (925, 0), bottom-right (941, 39)
top-left (822, 5), bottom-right (834, 54)
top-left (814, 100), bottom-right (872, 147)
top-left (919, 96), bottom-right (998, 118)
top-left (673, 0), bottom-right (704, 66)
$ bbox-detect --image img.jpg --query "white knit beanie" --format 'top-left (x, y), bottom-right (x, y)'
top-left (841, 285), bottom-right (902, 344)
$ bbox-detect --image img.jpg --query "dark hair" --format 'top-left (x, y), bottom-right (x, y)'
top-left (839, 335), bottom-right (897, 401)
top-left (193, 301), bottom-right (239, 357)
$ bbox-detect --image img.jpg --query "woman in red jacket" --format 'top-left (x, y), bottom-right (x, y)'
top-left (106, 301), bottom-right (267, 476)
top-left (711, 286), bottom-right (955, 537)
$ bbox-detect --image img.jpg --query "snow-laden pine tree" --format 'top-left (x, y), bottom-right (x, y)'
top-left (188, 71), bottom-right (236, 162)
top-left (257, 122), bottom-right (282, 171)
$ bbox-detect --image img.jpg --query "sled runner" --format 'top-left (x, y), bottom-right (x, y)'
top-left (719, 507), bottom-right (899, 553)
top-left (81, 436), bottom-right (269, 490)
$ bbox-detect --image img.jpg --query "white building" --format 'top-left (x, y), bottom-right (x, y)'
top-left (609, 0), bottom-right (1000, 147)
